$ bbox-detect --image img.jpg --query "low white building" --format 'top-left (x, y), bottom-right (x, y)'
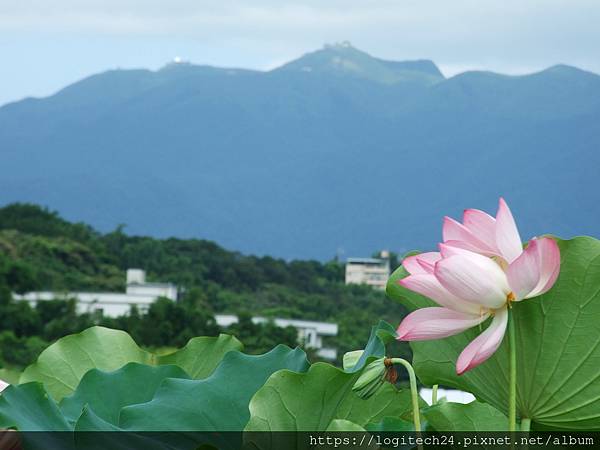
top-left (345, 250), bottom-right (391, 290)
top-left (215, 314), bottom-right (338, 361)
top-left (13, 269), bottom-right (177, 318)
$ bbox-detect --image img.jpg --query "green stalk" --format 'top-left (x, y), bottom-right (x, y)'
top-left (520, 418), bottom-right (531, 432)
top-left (391, 358), bottom-right (422, 432)
top-left (432, 384), bottom-right (439, 405)
top-left (508, 307), bottom-right (517, 432)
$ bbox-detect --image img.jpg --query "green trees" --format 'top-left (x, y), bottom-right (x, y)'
top-left (118, 297), bottom-right (219, 348)
top-left (0, 331), bottom-right (47, 367)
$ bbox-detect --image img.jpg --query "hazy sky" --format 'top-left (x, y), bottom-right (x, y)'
top-left (1, 0), bottom-right (599, 106)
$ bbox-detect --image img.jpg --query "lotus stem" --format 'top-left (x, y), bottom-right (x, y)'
top-left (508, 307), bottom-right (517, 432)
top-left (520, 417), bottom-right (531, 432)
top-left (390, 358), bottom-right (422, 432)
top-left (432, 384), bottom-right (438, 405)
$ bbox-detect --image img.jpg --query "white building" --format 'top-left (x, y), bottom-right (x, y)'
top-left (13, 269), bottom-right (177, 318)
top-left (215, 314), bottom-right (338, 361)
top-left (345, 250), bottom-right (391, 290)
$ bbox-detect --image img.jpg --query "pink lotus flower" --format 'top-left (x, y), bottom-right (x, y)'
top-left (396, 200), bottom-right (560, 374)
top-left (0, 379), bottom-right (8, 393)
top-left (443, 197), bottom-right (524, 264)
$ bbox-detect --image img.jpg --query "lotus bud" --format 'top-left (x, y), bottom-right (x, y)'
top-left (342, 350), bottom-right (364, 371)
top-left (352, 358), bottom-right (386, 399)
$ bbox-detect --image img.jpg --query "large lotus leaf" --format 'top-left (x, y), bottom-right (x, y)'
top-left (344, 321), bottom-right (397, 373)
top-left (60, 363), bottom-right (190, 426)
top-left (422, 401), bottom-right (508, 431)
top-left (387, 237), bottom-right (600, 430)
top-left (0, 364), bottom-right (190, 435)
top-left (99, 346), bottom-right (308, 450)
top-left (118, 345), bottom-right (309, 431)
top-left (245, 362), bottom-right (419, 432)
top-left (20, 327), bottom-right (152, 400)
top-left (0, 386), bottom-right (76, 450)
top-left (20, 327), bottom-right (240, 400)
top-left (155, 334), bottom-right (242, 378)
top-left (0, 383), bottom-right (70, 431)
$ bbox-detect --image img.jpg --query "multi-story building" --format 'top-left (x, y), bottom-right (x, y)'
top-left (345, 250), bottom-right (391, 290)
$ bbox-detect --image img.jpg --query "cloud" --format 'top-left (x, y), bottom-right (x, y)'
top-left (0, 1), bottom-right (599, 78)
top-left (1, 1), bottom-right (598, 39)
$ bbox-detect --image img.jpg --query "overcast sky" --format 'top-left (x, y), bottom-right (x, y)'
top-left (1, 0), bottom-right (599, 106)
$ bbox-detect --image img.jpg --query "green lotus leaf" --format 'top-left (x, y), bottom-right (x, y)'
top-left (119, 345), bottom-right (309, 431)
top-left (155, 334), bottom-right (242, 378)
top-left (0, 384), bottom-right (75, 450)
top-left (1, 363), bottom-right (191, 436)
top-left (422, 401), bottom-right (508, 431)
top-left (20, 327), bottom-right (241, 400)
top-left (60, 363), bottom-right (190, 426)
top-left (245, 362), bottom-right (419, 432)
top-left (91, 345), bottom-right (309, 450)
top-left (0, 382), bottom-right (70, 431)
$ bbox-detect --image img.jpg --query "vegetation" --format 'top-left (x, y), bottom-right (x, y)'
top-left (0, 203), bottom-right (410, 370)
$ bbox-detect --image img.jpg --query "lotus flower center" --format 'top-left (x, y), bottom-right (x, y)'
top-left (506, 291), bottom-right (516, 304)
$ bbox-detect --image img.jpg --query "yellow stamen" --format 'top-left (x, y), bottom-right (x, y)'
top-left (506, 291), bottom-right (516, 307)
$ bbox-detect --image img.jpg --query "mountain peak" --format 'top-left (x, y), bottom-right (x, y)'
top-left (275, 43), bottom-right (444, 86)
top-left (541, 64), bottom-right (600, 78)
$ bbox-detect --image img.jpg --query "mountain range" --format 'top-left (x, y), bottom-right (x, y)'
top-left (1, 43), bottom-right (599, 259)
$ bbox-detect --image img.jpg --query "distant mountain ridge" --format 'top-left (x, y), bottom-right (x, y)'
top-left (1, 43), bottom-right (599, 259)
top-left (275, 42), bottom-right (444, 85)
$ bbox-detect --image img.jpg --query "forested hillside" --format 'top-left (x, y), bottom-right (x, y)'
top-left (0, 203), bottom-right (409, 373)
